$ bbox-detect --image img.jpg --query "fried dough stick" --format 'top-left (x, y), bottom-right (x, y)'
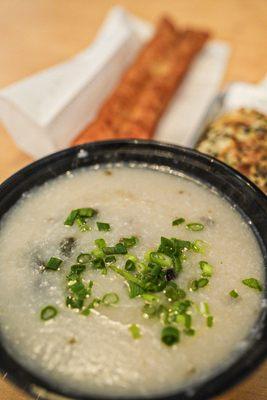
top-left (73, 18), bottom-right (209, 144)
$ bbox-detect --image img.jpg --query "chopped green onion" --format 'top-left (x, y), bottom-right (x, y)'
top-left (199, 261), bottom-right (213, 277)
top-left (125, 259), bottom-right (136, 271)
top-left (77, 253), bottom-right (92, 264)
top-left (95, 238), bottom-right (106, 249)
top-left (91, 248), bottom-right (104, 258)
top-left (69, 264), bottom-right (86, 275)
top-left (157, 304), bottom-right (169, 324)
top-left (92, 258), bottom-right (105, 269)
top-left (102, 292), bottom-right (119, 306)
top-left (120, 236), bottom-right (139, 248)
top-left (40, 305), bottom-right (58, 321)
top-left (197, 278), bottom-right (209, 288)
top-left (87, 280), bottom-right (94, 295)
top-left (192, 240), bottom-right (207, 254)
top-left (184, 328), bottom-right (195, 336)
top-left (64, 209), bottom-right (79, 226)
top-left (142, 303), bottom-right (158, 318)
top-left (229, 289), bottom-right (239, 298)
top-left (97, 222), bottom-right (111, 231)
top-left (76, 216), bottom-right (90, 232)
top-left (129, 324), bottom-right (141, 339)
top-left (64, 208), bottom-right (97, 228)
top-left (242, 278), bottom-right (262, 291)
top-left (128, 281), bottom-right (144, 298)
top-left (199, 301), bottom-right (210, 316)
top-left (172, 218), bottom-right (185, 226)
top-left (66, 264), bottom-right (86, 281)
top-left (171, 300), bottom-right (191, 314)
top-left (66, 296), bottom-right (83, 309)
top-left (141, 293), bottom-right (159, 303)
top-left (69, 281), bottom-right (86, 295)
top-left (46, 257), bottom-right (62, 271)
top-left (161, 326), bottom-right (180, 346)
top-left (164, 284), bottom-right (186, 302)
top-left (186, 223), bottom-right (204, 232)
top-left (184, 314), bottom-right (192, 329)
top-left (149, 252), bottom-right (173, 267)
top-left (127, 254), bottom-right (138, 263)
top-left (103, 243), bottom-right (127, 255)
top-left (207, 315), bottom-right (214, 327)
top-left (176, 314), bottom-right (185, 325)
top-left (109, 265), bottom-right (146, 289)
top-left (78, 208), bottom-right (97, 218)
top-left (190, 278), bottom-right (209, 291)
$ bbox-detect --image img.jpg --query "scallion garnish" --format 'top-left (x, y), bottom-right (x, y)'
top-left (207, 315), bottom-right (214, 327)
top-left (102, 292), bottom-right (119, 306)
top-left (128, 282), bottom-right (145, 298)
top-left (129, 324), bottom-right (141, 339)
top-left (172, 218), bottom-right (185, 226)
top-left (190, 278), bottom-right (209, 291)
top-left (142, 293), bottom-right (159, 303)
top-left (70, 264), bottom-right (86, 274)
top-left (164, 283), bottom-right (186, 302)
top-left (149, 252), bottom-right (173, 267)
top-left (46, 257), bottom-right (62, 271)
top-left (199, 302), bottom-right (210, 316)
top-left (95, 238), bottom-right (106, 249)
top-left (92, 258), bottom-right (105, 270)
top-left (78, 208), bottom-right (97, 218)
top-left (103, 243), bottom-right (127, 255)
top-left (97, 222), bottom-right (111, 231)
top-left (161, 326), bottom-right (180, 346)
top-left (76, 216), bottom-right (90, 232)
top-left (125, 259), bottom-right (136, 271)
top-left (229, 289), bottom-right (239, 298)
top-left (184, 314), bottom-right (192, 329)
top-left (242, 278), bottom-right (262, 291)
top-left (142, 303), bottom-right (158, 319)
top-left (199, 261), bottom-right (213, 277)
top-left (184, 328), bottom-right (195, 336)
top-left (60, 213), bottom-right (224, 344)
top-left (64, 209), bottom-right (79, 226)
top-left (40, 305), bottom-right (58, 321)
top-left (64, 208), bottom-right (97, 230)
top-left (120, 236), bottom-right (139, 248)
top-left (186, 223), bottom-right (204, 232)
top-left (192, 240), bottom-right (207, 254)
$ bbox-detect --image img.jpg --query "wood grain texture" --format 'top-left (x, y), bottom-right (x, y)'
top-left (0, 1), bottom-right (266, 399)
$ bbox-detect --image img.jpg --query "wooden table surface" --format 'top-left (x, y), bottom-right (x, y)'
top-left (0, 1), bottom-right (266, 399)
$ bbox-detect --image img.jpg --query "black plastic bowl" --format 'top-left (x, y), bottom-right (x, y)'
top-left (0, 140), bottom-right (266, 400)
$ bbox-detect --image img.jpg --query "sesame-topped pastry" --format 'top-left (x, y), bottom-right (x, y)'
top-left (197, 108), bottom-right (267, 194)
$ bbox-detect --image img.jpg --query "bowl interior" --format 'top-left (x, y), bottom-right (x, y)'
top-left (0, 140), bottom-right (266, 400)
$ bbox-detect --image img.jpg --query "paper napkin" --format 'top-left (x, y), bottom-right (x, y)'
top-left (0, 6), bottom-right (230, 159)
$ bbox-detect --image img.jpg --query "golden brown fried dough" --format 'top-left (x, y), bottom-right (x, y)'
top-left (73, 18), bottom-right (209, 145)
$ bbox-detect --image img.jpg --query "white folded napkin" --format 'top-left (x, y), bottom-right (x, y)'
top-left (0, 6), bottom-right (230, 159)
top-left (222, 76), bottom-right (267, 114)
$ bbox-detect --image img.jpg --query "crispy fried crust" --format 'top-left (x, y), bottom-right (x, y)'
top-left (72, 18), bottom-right (209, 145)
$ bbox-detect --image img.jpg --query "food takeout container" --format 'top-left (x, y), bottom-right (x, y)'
top-left (0, 140), bottom-right (266, 400)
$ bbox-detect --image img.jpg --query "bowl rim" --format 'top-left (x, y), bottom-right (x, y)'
top-left (0, 139), bottom-right (266, 400)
